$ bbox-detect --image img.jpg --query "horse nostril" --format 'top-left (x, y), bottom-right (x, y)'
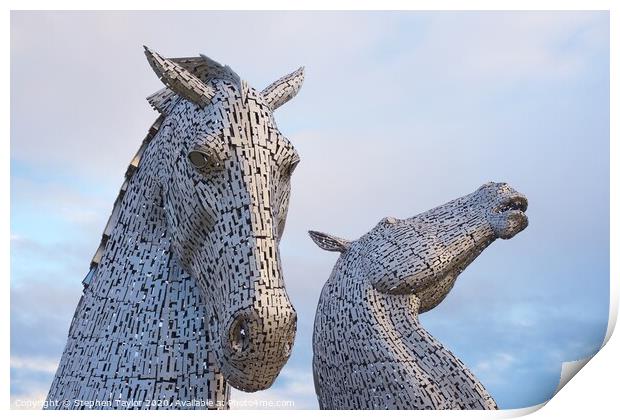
top-left (229, 317), bottom-right (250, 354)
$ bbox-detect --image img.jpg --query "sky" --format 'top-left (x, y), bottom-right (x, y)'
top-left (10, 11), bottom-right (609, 410)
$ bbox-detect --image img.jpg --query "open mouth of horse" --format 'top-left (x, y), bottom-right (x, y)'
top-left (490, 194), bottom-right (529, 240)
top-left (495, 195), bottom-right (528, 215)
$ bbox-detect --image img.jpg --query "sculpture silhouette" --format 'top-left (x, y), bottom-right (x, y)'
top-left (310, 182), bottom-right (528, 409)
top-left (46, 47), bottom-right (304, 409)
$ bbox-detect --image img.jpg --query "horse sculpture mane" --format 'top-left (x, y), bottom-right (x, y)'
top-left (46, 48), bottom-right (304, 410)
top-left (310, 182), bottom-right (529, 409)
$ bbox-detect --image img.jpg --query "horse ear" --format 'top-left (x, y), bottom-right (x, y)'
top-left (146, 88), bottom-right (179, 115)
top-left (261, 67), bottom-right (305, 111)
top-left (308, 230), bottom-right (350, 253)
top-left (144, 46), bottom-right (215, 108)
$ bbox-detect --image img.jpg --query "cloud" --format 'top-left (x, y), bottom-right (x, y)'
top-left (11, 11), bottom-right (607, 178)
top-left (11, 168), bottom-right (113, 229)
top-left (10, 279), bottom-right (82, 359)
top-left (404, 12), bottom-right (606, 83)
top-left (9, 11), bottom-right (405, 179)
top-left (474, 353), bottom-right (517, 385)
top-left (11, 356), bottom-right (59, 375)
top-left (10, 170), bottom-right (113, 285)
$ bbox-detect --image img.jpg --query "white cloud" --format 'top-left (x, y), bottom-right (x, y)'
top-left (11, 11), bottom-right (607, 178)
top-left (11, 356), bottom-right (59, 375)
top-left (474, 352), bottom-right (517, 386)
top-left (389, 12), bottom-right (606, 85)
top-left (10, 357), bottom-right (59, 410)
top-left (11, 176), bottom-right (111, 227)
top-left (476, 352), bottom-right (516, 373)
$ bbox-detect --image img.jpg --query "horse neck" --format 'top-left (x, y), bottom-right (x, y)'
top-left (48, 121), bottom-right (230, 407)
top-left (318, 254), bottom-right (486, 397)
top-left (88, 150), bottom-right (172, 304)
top-left (365, 284), bottom-right (497, 409)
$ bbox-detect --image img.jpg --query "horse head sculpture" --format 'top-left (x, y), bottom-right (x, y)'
top-left (310, 182), bottom-right (528, 312)
top-left (47, 48), bottom-right (305, 408)
top-left (143, 47), bottom-right (303, 390)
top-left (309, 182), bottom-right (528, 409)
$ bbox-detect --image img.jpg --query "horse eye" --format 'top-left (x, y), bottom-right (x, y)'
top-left (187, 150), bottom-right (209, 169)
top-left (188, 149), bottom-right (224, 172)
